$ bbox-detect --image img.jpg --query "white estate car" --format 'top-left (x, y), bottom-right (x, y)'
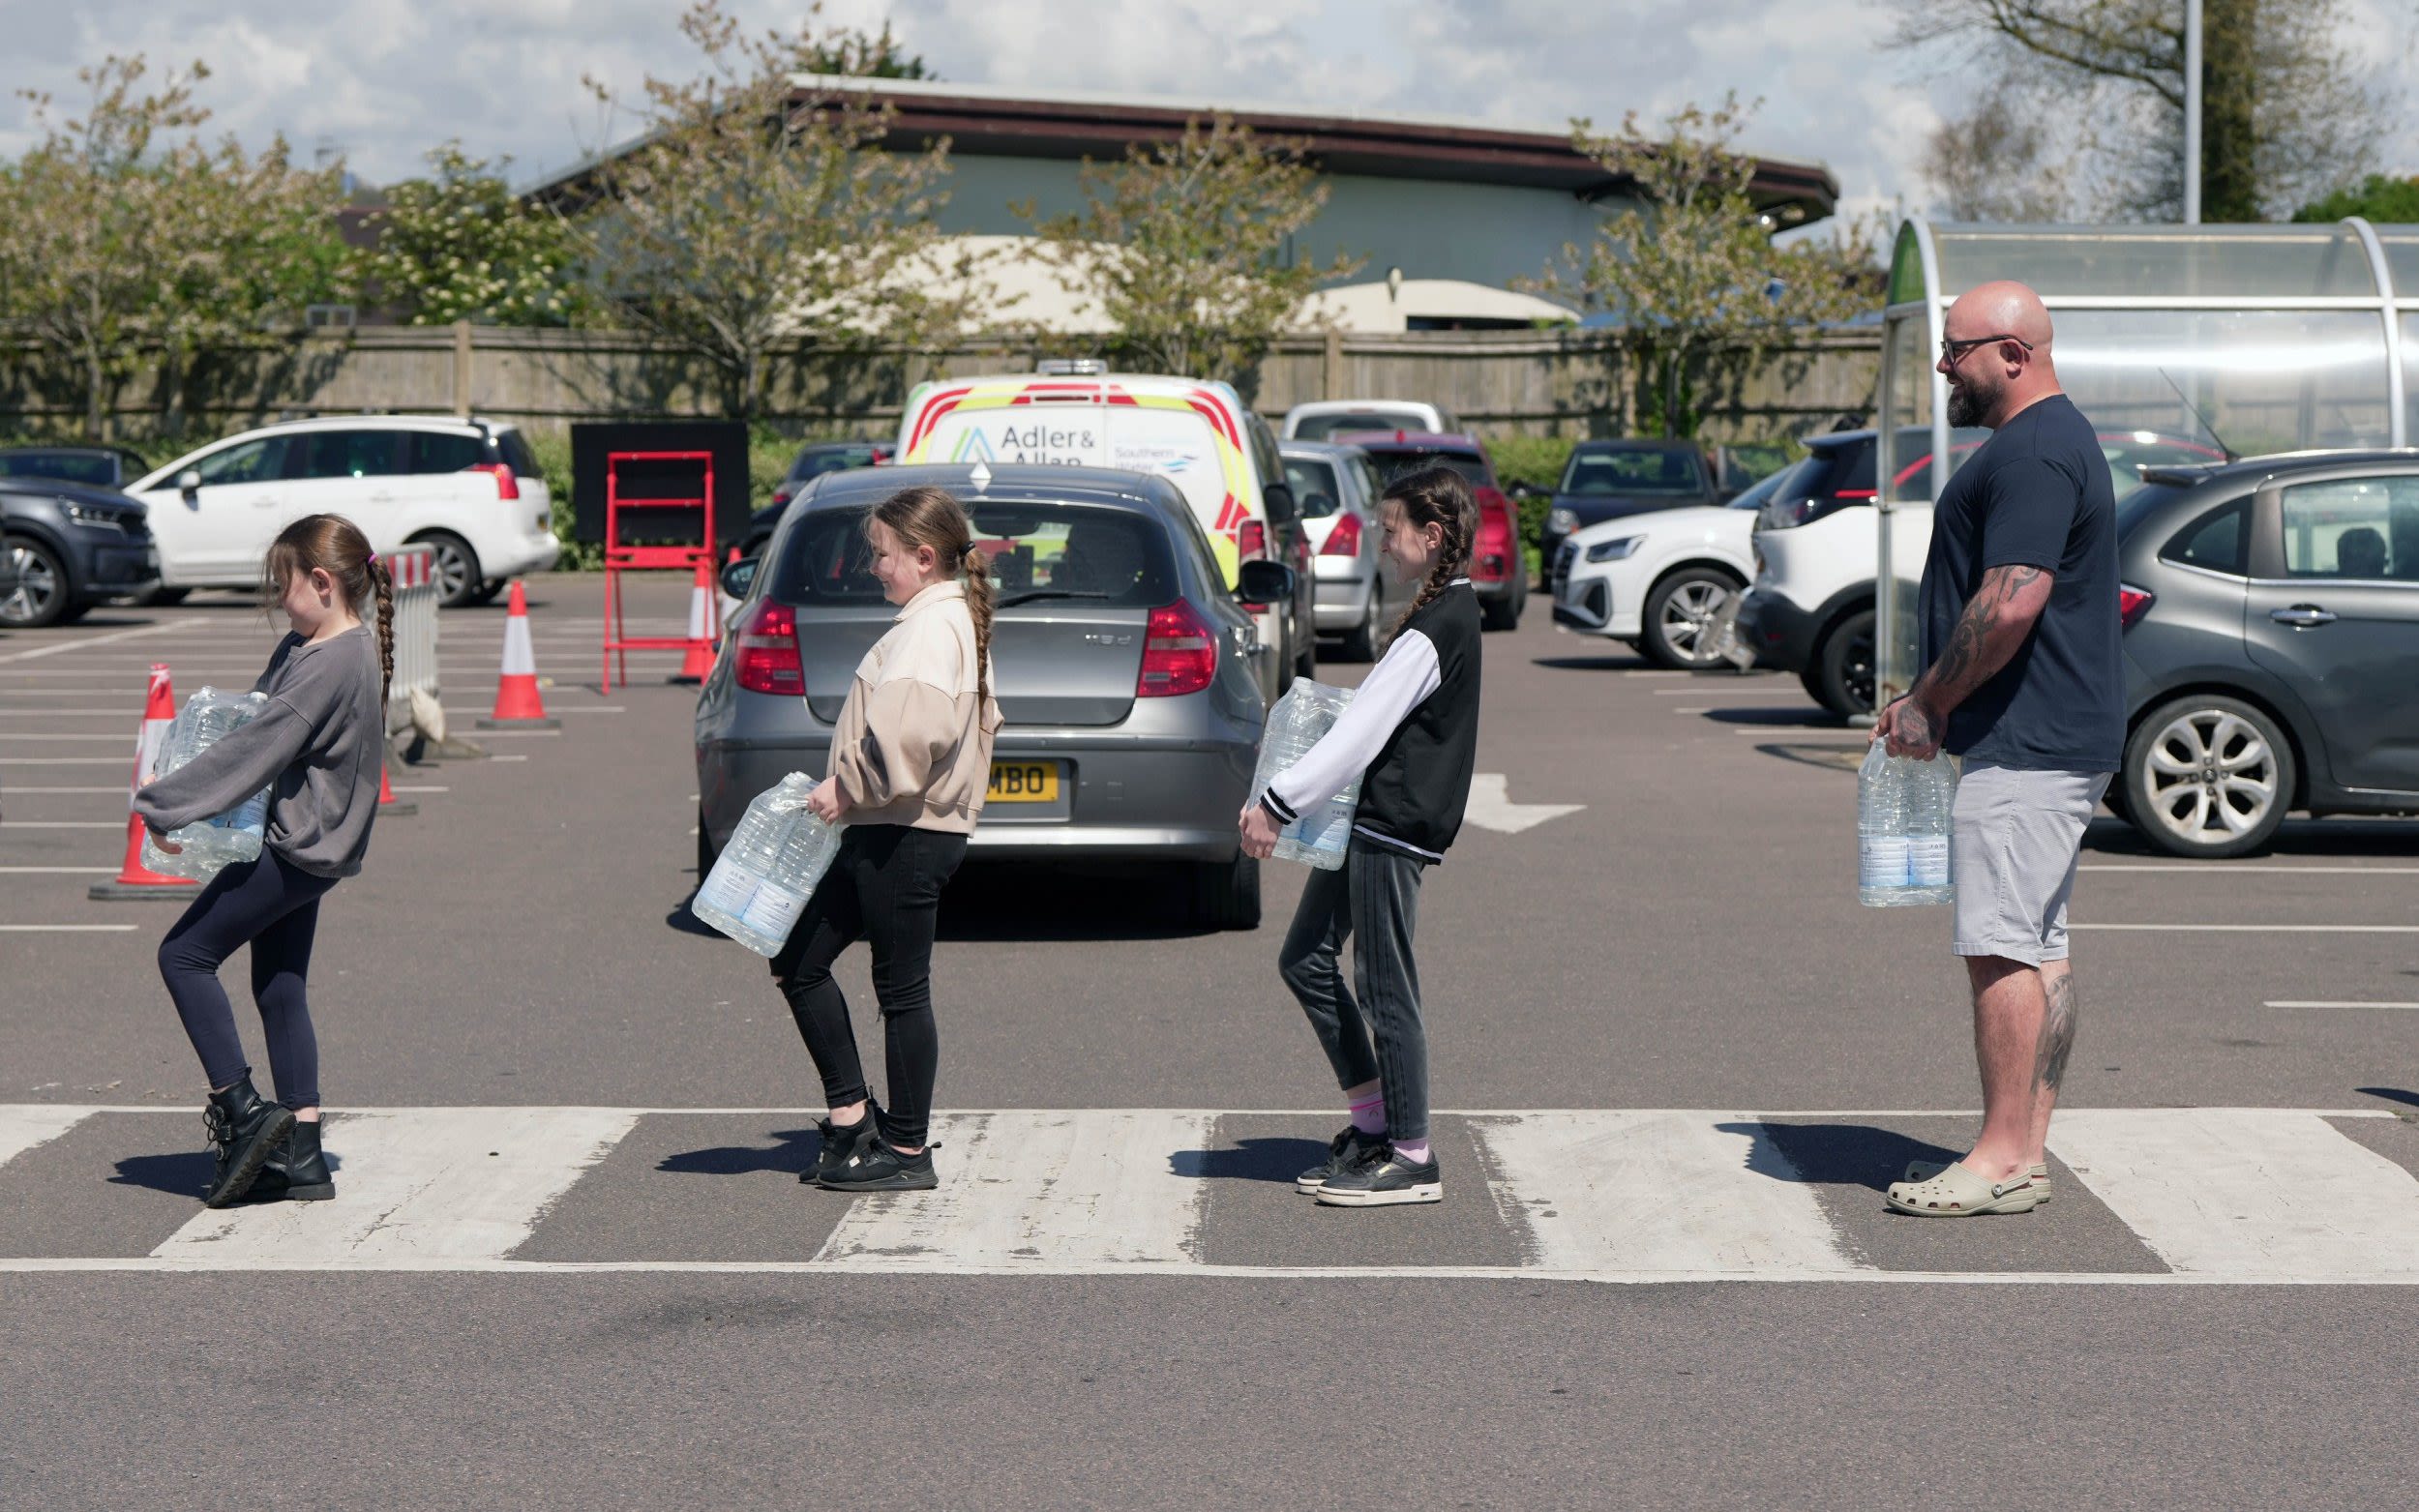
top-left (1282, 399), bottom-right (1460, 441)
top-left (1548, 460), bottom-right (1806, 668)
top-left (129, 415), bottom-right (560, 608)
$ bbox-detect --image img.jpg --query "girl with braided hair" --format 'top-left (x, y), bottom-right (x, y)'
top-left (136, 514), bottom-right (394, 1208)
top-left (1240, 466), bottom-right (1483, 1207)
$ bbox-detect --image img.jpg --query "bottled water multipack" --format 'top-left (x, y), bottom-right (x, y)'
top-left (141, 687), bottom-right (273, 881)
top-left (691, 772), bottom-right (844, 957)
top-left (1857, 743), bottom-right (1956, 907)
top-left (1250, 680), bottom-right (1361, 871)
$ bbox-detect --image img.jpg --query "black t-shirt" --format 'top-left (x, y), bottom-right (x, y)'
top-left (1917, 393), bottom-right (2123, 772)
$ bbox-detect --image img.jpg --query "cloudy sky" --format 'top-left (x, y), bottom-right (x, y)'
top-left (4, 0), bottom-right (2414, 228)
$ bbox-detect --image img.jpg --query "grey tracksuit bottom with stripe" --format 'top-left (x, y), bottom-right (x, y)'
top-left (1277, 836), bottom-right (1430, 1142)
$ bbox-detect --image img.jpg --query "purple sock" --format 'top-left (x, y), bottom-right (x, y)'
top-left (1348, 1089), bottom-right (1386, 1137)
top-left (1390, 1137), bottom-right (1432, 1166)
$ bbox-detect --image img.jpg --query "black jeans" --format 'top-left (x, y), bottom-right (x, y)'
top-left (770, 824), bottom-right (968, 1148)
top-left (158, 849), bottom-right (340, 1110)
top-left (1276, 837), bottom-right (1431, 1142)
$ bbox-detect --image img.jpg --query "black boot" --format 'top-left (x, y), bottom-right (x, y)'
top-left (245, 1117), bottom-right (334, 1202)
top-left (202, 1075), bottom-right (295, 1209)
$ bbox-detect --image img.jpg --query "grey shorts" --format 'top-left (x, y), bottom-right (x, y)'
top-left (1951, 762), bottom-right (2111, 964)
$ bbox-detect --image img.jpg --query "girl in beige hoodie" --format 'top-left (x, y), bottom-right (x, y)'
top-left (775, 485), bottom-right (1001, 1193)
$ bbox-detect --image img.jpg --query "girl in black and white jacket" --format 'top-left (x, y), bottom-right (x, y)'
top-left (1239, 466), bottom-right (1482, 1207)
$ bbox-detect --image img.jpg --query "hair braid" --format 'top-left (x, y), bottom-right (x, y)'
top-left (371, 558), bottom-right (396, 705)
top-left (1384, 465), bottom-right (1479, 644)
top-left (961, 542), bottom-right (995, 709)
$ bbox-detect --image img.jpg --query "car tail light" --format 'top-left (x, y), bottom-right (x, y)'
top-left (1322, 514), bottom-right (1361, 556)
top-left (1238, 519), bottom-right (1268, 560)
top-left (1473, 495), bottom-right (1513, 581)
top-left (770, 484), bottom-right (794, 508)
top-left (2118, 583), bottom-right (2155, 629)
top-left (733, 601), bottom-right (804, 694)
top-left (1138, 600), bottom-right (1216, 697)
top-left (466, 461), bottom-right (520, 500)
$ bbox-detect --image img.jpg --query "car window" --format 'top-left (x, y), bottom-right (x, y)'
top-left (405, 431), bottom-right (489, 474)
top-left (1282, 458), bottom-right (1341, 519)
top-left (769, 501), bottom-right (1178, 607)
top-left (790, 446), bottom-right (873, 483)
top-left (1292, 410), bottom-right (1426, 441)
top-left (1355, 457), bottom-right (1384, 507)
top-left (2280, 476), bottom-right (2419, 579)
top-left (1559, 448), bottom-right (1706, 496)
top-left (2160, 499), bottom-right (2251, 576)
top-left (1369, 449), bottom-right (1492, 489)
top-left (495, 430), bottom-right (541, 478)
top-left (295, 430), bottom-right (407, 481)
top-left (0, 453), bottom-right (116, 487)
top-left (192, 436), bottom-right (296, 487)
top-left (1726, 457), bottom-right (1813, 511)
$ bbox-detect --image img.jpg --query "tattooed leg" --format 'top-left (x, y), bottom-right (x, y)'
top-left (2027, 959), bottom-right (2078, 1165)
top-left (1965, 955), bottom-right (2045, 1182)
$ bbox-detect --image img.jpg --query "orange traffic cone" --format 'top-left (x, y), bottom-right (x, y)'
top-left (674, 557), bottom-right (717, 683)
top-left (377, 761), bottom-right (417, 817)
top-left (89, 664), bottom-right (199, 901)
top-left (476, 580), bottom-right (557, 728)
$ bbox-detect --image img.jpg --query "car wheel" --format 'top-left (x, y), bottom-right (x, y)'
top-left (1191, 853), bottom-right (1261, 931)
top-left (1341, 586), bottom-right (1382, 662)
top-left (409, 531), bottom-right (483, 608)
top-left (0, 536), bottom-right (70, 629)
top-left (696, 800), bottom-right (720, 877)
top-left (2122, 695), bottom-right (2294, 858)
top-left (56, 602), bottom-right (93, 625)
top-left (138, 585), bottom-right (191, 608)
top-left (1641, 567), bottom-right (1743, 670)
top-left (1479, 591), bottom-right (1519, 631)
top-left (465, 578), bottom-right (505, 607)
top-left (1811, 608), bottom-right (1877, 721)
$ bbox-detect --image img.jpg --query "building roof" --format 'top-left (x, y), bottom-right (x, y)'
top-left (524, 75), bottom-right (1838, 224)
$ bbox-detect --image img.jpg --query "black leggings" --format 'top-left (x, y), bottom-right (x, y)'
top-left (770, 824), bottom-right (968, 1148)
top-left (158, 849), bottom-right (339, 1110)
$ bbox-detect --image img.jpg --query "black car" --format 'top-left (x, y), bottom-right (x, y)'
top-left (734, 441), bottom-right (892, 559)
top-left (0, 480), bottom-right (158, 628)
top-left (0, 445), bottom-right (152, 490)
top-left (2111, 450), bottom-right (2419, 856)
top-left (1534, 439), bottom-right (1722, 574)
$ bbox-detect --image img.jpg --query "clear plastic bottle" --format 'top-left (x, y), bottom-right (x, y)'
top-left (1250, 680), bottom-right (1361, 870)
top-left (1858, 743), bottom-right (1956, 906)
top-left (141, 688), bottom-right (274, 881)
top-left (691, 772), bottom-right (845, 956)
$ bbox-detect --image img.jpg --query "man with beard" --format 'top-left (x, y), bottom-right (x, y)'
top-left (1873, 280), bottom-right (2121, 1218)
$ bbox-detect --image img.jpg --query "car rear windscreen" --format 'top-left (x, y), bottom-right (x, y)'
top-left (768, 501), bottom-right (1179, 608)
top-left (1558, 448), bottom-right (1705, 496)
top-left (1368, 449), bottom-right (1492, 489)
top-left (1292, 410), bottom-right (1426, 441)
top-left (1280, 458), bottom-right (1343, 518)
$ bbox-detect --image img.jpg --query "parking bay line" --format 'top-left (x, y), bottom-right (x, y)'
top-left (2080, 865), bottom-right (2419, 875)
top-left (0, 924), bottom-right (138, 933)
top-left (0, 821), bottom-right (124, 829)
top-left (0, 867), bottom-right (117, 875)
top-left (2265, 1000), bottom-right (2419, 1010)
top-left (2071, 924), bottom-right (2419, 934)
top-left (0, 620), bottom-right (201, 665)
top-left (0, 786), bottom-right (127, 794)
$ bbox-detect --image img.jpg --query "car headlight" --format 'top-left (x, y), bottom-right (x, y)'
top-left (1585, 535), bottom-right (1642, 563)
top-left (62, 502), bottom-right (132, 532)
top-left (1547, 507), bottom-right (1579, 534)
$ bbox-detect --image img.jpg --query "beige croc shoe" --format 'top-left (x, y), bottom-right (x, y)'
top-left (1885, 1162), bottom-right (2047, 1217)
top-left (1906, 1159), bottom-right (2051, 1203)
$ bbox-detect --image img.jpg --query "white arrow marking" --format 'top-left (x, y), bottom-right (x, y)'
top-left (1461, 772), bottom-right (1583, 835)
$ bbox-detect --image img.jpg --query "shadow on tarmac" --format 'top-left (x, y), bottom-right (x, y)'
top-left (108, 1151), bottom-right (210, 1198)
top-left (1530, 653), bottom-right (1653, 672)
top-left (658, 1127), bottom-right (822, 1177)
top-left (1168, 1137), bottom-right (1329, 1185)
top-left (1725, 1122), bottom-right (1963, 1195)
top-left (2081, 815), bottom-right (2419, 858)
top-left (2356, 1087), bottom-right (2419, 1112)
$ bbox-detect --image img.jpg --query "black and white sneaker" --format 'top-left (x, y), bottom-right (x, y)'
top-left (804, 1113), bottom-right (880, 1185)
top-left (819, 1137), bottom-right (940, 1193)
top-left (1297, 1126), bottom-right (1385, 1194)
top-left (1314, 1144), bottom-right (1442, 1207)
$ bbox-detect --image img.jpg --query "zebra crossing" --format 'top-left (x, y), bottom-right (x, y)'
top-left (6, 1105), bottom-right (2419, 1283)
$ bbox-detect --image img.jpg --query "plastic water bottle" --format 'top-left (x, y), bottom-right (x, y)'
top-left (141, 688), bottom-right (273, 881)
top-left (1858, 743), bottom-right (1956, 906)
top-left (1250, 681), bottom-right (1361, 870)
top-left (692, 772), bottom-right (844, 956)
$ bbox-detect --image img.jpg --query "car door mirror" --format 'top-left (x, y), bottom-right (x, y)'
top-left (1260, 482), bottom-right (1298, 525)
top-left (719, 556), bottom-right (759, 599)
top-left (1237, 559), bottom-right (1296, 607)
top-left (176, 469), bottom-right (201, 496)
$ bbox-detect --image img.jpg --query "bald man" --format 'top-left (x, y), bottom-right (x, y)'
top-left (1874, 281), bottom-right (2122, 1218)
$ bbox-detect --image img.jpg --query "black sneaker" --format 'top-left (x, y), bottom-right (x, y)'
top-left (819, 1136), bottom-right (939, 1193)
top-left (1314, 1143), bottom-right (1441, 1207)
top-left (1296, 1126), bottom-right (1385, 1194)
top-left (201, 1076), bottom-right (295, 1209)
top-left (804, 1113), bottom-right (880, 1185)
top-left (243, 1118), bottom-right (335, 1203)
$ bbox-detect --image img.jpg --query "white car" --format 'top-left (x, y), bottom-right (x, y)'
top-left (129, 415), bottom-right (561, 608)
top-left (1549, 461), bottom-right (1807, 669)
top-left (1281, 399), bottom-right (1459, 441)
top-left (1280, 438), bottom-right (1400, 661)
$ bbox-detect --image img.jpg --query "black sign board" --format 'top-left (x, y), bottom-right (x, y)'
top-left (569, 421), bottom-right (753, 547)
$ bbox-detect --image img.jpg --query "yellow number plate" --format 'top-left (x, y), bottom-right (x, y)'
top-left (986, 760), bottom-right (1060, 803)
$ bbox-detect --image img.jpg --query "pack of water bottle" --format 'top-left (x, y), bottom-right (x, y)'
top-left (141, 687), bottom-right (273, 881)
top-left (1250, 680), bottom-right (1362, 870)
top-left (692, 772), bottom-right (845, 956)
top-left (1857, 743), bottom-right (1956, 906)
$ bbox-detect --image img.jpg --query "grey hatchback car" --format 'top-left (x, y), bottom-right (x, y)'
top-left (2113, 450), bottom-right (2419, 857)
top-left (695, 463), bottom-right (1289, 928)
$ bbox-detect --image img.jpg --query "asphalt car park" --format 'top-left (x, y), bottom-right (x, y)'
top-left (4, 577), bottom-right (2418, 1504)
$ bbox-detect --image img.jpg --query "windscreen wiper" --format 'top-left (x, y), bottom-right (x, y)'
top-left (997, 589), bottom-right (1115, 607)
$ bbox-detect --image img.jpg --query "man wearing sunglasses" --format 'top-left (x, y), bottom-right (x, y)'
top-left (1873, 280), bottom-right (2122, 1219)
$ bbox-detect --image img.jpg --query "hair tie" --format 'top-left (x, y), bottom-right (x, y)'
top-left (365, 550), bottom-right (378, 567)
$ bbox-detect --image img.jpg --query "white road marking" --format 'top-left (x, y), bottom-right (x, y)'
top-left (0, 757), bottom-right (126, 765)
top-left (489, 754), bottom-right (530, 763)
top-left (2072, 924), bottom-right (2419, 934)
top-left (2051, 1110), bottom-right (2419, 1282)
top-left (0, 709), bottom-right (149, 717)
top-left (392, 785), bottom-right (450, 793)
top-left (1652, 686), bottom-right (1803, 697)
top-left (1461, 773), bottom-right (1584, 835)
top-left (0, 820), bottom-right (122, 828)
top-left (0, 866), bottom-right (115, 874)
top-left (2081, 865), bottom-right (2419, 875)
top-left (2264, 1000), bottom-right (2419, 1010)
top-left (0, 620), bottom-right (200, 664)
top-left (152, 1107), bottom-right (640, 1262)
top-left (0, 786), bottom-right (126, 793)
top-left (0, 1106), bottom-right (91, 1169)
top-left (471, 729), bottom-right (562, 738)
top-left (0, 925), bottom-right (138, 933)
top-left (814, 1110), bottom-right (1214, 1270)
top-left (1475, 1112), bottom-right (1856, 1275)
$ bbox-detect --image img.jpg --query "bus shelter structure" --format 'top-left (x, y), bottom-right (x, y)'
top-left (1875, 218), bottom-right (2419, 702)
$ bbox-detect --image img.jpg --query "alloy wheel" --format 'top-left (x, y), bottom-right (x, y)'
top-left (0, 540), bottom-right (60, 627)
top-left (423, 538), bottom-right (473, 604)
top-left (2143, 708), bottom-right (2279, 843)
top-left (1657, 579), bottom-right (1734, 667)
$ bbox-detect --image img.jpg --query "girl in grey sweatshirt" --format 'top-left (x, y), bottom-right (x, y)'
top-left (136, 513), bottom-right (394, 1209)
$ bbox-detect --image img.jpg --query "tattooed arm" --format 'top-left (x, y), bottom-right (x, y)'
top-left (1877, 563), bottom-right (2055, 759)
